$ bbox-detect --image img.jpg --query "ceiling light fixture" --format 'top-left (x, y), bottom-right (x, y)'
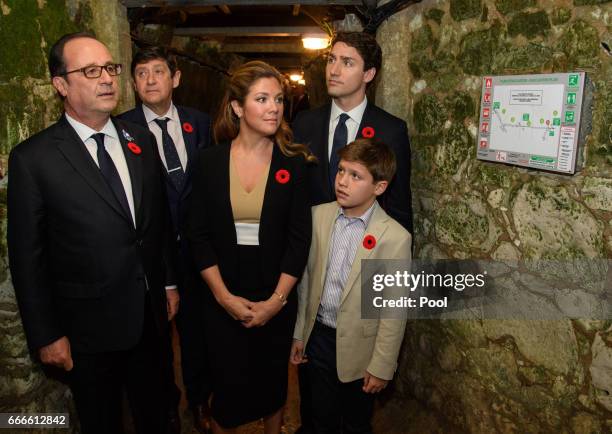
top-left (302, 34), bottom-right (330, 50)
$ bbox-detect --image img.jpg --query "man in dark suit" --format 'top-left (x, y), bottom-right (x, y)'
top-left (291, 31), bottom-right (413, 434)
top-left (292, 32), bottom-right (412, 233)
top-left (7, 33), bottom-right (175, 434)
top-left (119, 47), bottom-right (212, 433)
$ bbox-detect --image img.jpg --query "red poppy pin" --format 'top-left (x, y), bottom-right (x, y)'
top-left (363, 234), bottom-right (376, 250)
top-left (182, 122), bottom-right (194, 133)
top-left (361, 126), bottom-right (375, 138)
top-left (275, 169), bottom-right (290, 184)
top-left (127, 142), bottom-right (141, 155)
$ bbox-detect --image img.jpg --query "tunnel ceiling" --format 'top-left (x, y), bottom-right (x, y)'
top-left (122, 1), bottom-right (367, 73)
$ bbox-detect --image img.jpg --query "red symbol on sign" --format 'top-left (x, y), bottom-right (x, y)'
top-left (483, 108), bottom-right (490, 118)
top-left (479, 139), bottom-right (488, 149)
top-left (481, 122), bottom-right (489, 133)
top-left (484, 93), bottom-right (491, 103)
top-left (485, 78), bottom-right (492, 88)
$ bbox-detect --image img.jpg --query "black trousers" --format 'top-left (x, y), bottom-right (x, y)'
top-left (298, 362), bottom-right (315, 433)
top-left (68, 296), bottom-right (166, 434)
top-left (175, 256), bottom-right (212, 407)
top-left (305, 321), bottom-right (375, 434)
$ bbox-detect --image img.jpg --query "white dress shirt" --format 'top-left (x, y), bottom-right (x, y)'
top-left (327, 96), bottom-right (368, 161)
top-left (65, 114), bottom-right (136, 226)
top-left (142, 103), bottom-right (188, 171)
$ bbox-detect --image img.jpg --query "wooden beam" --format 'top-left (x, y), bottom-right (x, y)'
top-left (292, 5), bottom-right (300, 16)
top-left (220, 41), bottom-right (305, 53)
top-left (122, 0), bottom-right (362, 6)
top-left (174, 26), bottom-right (323, 37)
top-left (218, 4), bottom-right (231, 14)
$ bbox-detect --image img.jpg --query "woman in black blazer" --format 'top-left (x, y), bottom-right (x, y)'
top-left (186, 61), bottom-right (315, 433)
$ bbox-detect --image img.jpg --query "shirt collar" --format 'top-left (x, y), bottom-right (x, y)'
top-left (65, 113), bottom-right (118, 143)
top-left (336, 200), bottom-right (377, 226)
top-left (330, 96), bottom-right (368, 124)
top-left (143, 101), bottom-right (178, 125)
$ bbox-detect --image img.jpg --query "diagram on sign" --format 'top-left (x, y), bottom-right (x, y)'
top-left (489, 84), bottom-right (565, 157)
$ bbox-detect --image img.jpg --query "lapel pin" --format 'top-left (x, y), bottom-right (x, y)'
top-left (182, 122), bottom-right (194, 133)
top-left (121, 129), bottom-right (135, 142)
top-left (275, 169), bottom-right (290, 184)
top-left (361, 126), bottom-right (375, 138)
top-left (127, 142), bottom-right (141, 155)
top-left (363, 234), bottom-right (376, 250)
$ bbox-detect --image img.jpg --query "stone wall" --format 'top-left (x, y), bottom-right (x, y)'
top-left (0, 0), bottom-right (131, 429)
top-left (376, 0), bottom-right (611, 432)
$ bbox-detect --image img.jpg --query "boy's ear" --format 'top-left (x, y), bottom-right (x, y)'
top-left (373, 180), bottom-right (389, 197)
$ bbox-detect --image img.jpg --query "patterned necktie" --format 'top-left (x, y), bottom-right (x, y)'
top-left (91, 133), bottom-right (131, 220)
top-left (329, 113), bottom-right (350, 188)
top-left (154, 118), bottom-right (185, 191)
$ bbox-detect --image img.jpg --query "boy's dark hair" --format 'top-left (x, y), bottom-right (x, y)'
top-left (48, 31), bottom-right (98, 77)
top-left (331, 32), bottom-right (382, 73)
top-left (131, 46), bottom-right (178, 77)
top-left (338, 138), bottom-right (396, 183)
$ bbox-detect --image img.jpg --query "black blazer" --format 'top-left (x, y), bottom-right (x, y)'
top-left (186, 142), bottom-right (311, 292)
top-left (7, 115), bottom-right (175, 353)
top-left (292, 102), bottom-right (413, 233)
top-left (118, 104), bottom-right (212, 236)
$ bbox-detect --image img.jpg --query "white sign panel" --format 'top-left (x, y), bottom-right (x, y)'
top-left (476, 72), bottom-right (585, 174)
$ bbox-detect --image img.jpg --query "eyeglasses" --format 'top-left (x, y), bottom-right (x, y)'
top-left (63, 64), bottom-right (123, 78)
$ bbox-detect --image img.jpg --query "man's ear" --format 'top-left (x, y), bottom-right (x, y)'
top-left (230, 100), bottom-right (243, 118)
top-left (172, 69), bottom-right (181, 89)
top-left (373, 179), bottom-right (388, 196)
top-left (363, 67), bottom-right (376, 85)
top-left (52, 76), bottom-right (68, 97)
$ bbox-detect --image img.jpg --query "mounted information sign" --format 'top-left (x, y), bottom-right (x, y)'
top-left (476, 72), bottom-right (585, 174)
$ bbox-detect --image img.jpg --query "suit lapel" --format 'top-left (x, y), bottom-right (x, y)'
top-left (340, 205), bottom-right (389, 305)
top-left (356, 102), bottom-right (374, 139)
top-left (177, 105), bottom-right (197, 172)
top-left (54, 115), bottom-right (133, 225)
top-left (259, 143), bottom-right (281, 236)
top-left (113, 117), bottom-right (143, 227)
top-left (318, 203), bottom-right (339, 291)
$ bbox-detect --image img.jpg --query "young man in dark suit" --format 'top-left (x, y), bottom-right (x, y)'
top-left (291, 31), bottom-right (413, 434)
top-left (292, 32), bottom-right (412, 233)
top-left (7, 32), bottom-right (175, 434)
top-left (119, 47), bottom-right (212, 433)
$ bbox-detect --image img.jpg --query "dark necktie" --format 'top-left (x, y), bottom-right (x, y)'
top-left (91, 133), bottom-right (132, 221)
top-left (329, 113), bottom-right (350, 188)
top-left (154, 118), bottom-right (185, 191)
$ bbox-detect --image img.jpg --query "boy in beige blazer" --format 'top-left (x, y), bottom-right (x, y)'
top-left (291, 138), bottom-right (411, 433)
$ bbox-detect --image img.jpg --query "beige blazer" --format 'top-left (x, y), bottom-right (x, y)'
top-left (294, 201), bottom-right (412, 382)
